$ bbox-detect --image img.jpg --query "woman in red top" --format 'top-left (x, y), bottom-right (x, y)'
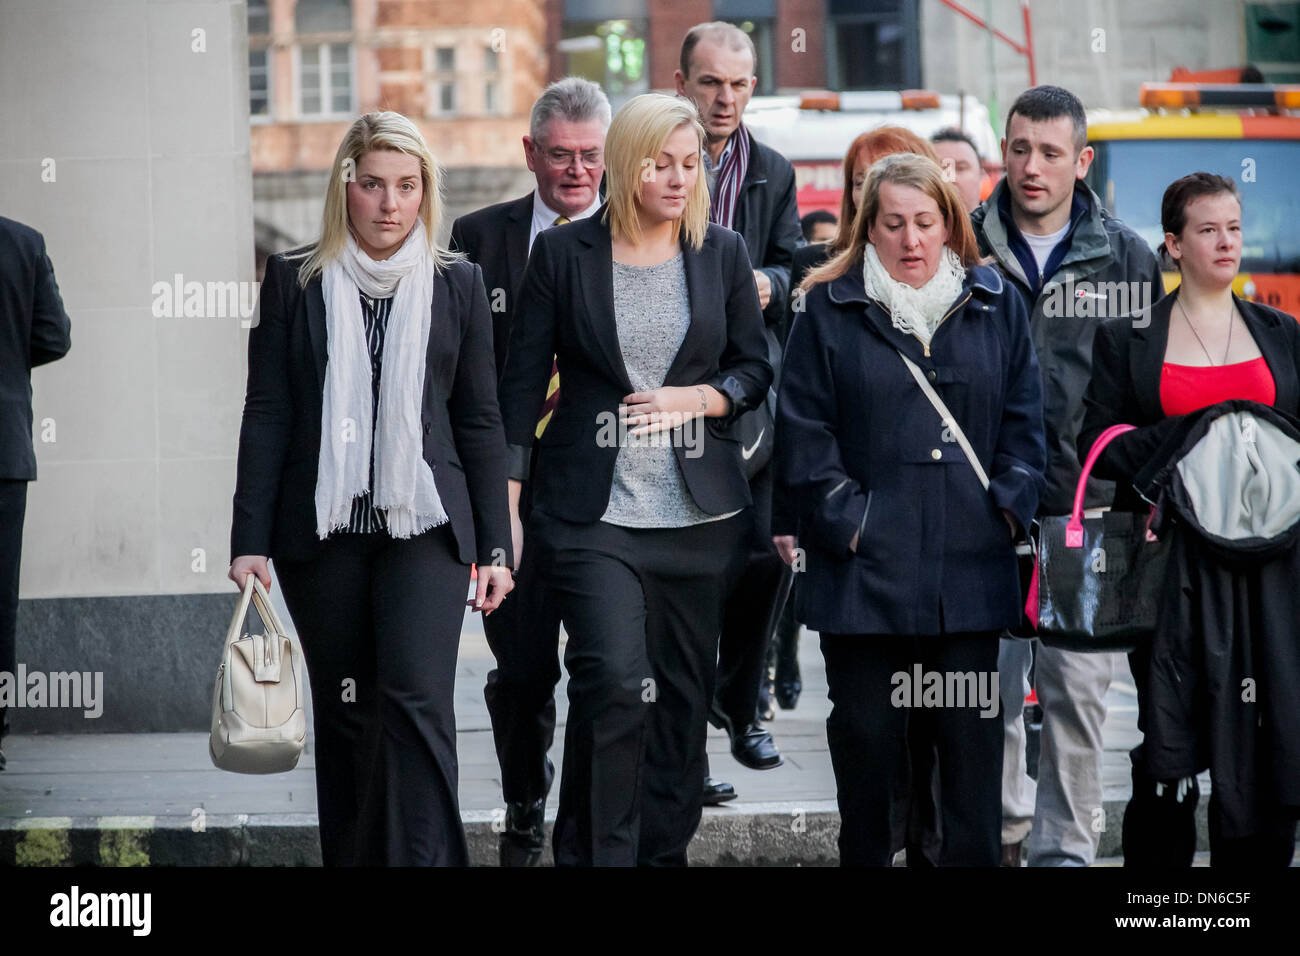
top-left (1079, 172), bottom-right (1300, 867)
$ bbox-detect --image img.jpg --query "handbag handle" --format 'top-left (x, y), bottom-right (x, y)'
top-left (1068, 424), bottom-right (1135, 547)
top-left (223, 574), bottom-right (290, 649)
top-left (250, 576), bottom-right (290, 638)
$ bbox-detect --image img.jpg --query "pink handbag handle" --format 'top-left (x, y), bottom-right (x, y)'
top-left (1066, 424), bottom-right (1135, 548)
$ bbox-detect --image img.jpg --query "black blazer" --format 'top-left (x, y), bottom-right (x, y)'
top-left (497, 211), bottom-right (773, 523)
top-left (0, 217), bottom-right (71, 480)
top-left (448, 193), bottom-right (532, 377)
top-left (1079, 288), bottom-right (1300, 512)
top-left (230, 251), bottom-right (511, 567)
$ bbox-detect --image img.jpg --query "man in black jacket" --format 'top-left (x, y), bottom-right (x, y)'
top-left (0, 217), bottom-right (72, 770)
top-left (971, 86), bottom-right (1163, 867)
top-left (448, 76), bottom-right (610, 865)
top-left (675, 21), bottom-right (803, 802)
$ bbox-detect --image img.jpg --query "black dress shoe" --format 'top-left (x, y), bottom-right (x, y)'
top-left (710, 702), bottom-right (783, 770)
top-left (499, 798), bottom-right (545, 867)
top-left (732, 723), bottom-right (783, 770)
top-left (703, 777), bottom-right (737, 806)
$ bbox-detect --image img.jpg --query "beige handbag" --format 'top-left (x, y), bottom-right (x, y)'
top-left (209, 575), bottom-right (308, 774)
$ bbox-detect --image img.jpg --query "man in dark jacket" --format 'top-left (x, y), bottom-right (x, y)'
top-left (675, 20), bottom-right (804, 802)
top-left (971, 86), bottom-right (1163, 866)
top-left (448, 77), bottom-right (610, 865)
top-left (0, 217), bottom-right (72, 770)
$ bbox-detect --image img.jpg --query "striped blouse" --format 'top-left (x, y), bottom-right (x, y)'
top-left (344, 292), bottom-right (392, 534)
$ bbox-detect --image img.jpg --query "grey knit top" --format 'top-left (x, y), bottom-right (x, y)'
top-left (601, 253), bottom-right (740, 528)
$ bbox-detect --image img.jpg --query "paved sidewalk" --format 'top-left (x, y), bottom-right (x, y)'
top-left (0, 607), bottom-right (1202, 865)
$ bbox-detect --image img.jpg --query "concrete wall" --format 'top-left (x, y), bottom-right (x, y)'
top-left (920, 0), bottom-right (1247, 121)
top-left (0, 0), bottom-right (255, 732)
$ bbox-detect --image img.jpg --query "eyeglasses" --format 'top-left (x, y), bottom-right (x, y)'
top-left (540, 147), bottom-right (602, 170)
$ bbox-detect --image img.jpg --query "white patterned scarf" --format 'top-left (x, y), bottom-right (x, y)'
top-left (315, 219), bottom-right (447, 539)
top-left (862, 242), bottom-right (967, 346)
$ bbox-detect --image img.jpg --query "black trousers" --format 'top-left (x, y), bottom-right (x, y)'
top-left (0, 480), bottom-right (27, 740)
top-left (482, 473), bottom-right (562, 808)
top-left (820, 631), bottom-right (1003, 867)
top-left (274, 524), bottom-right (471, 866)
top-left (1124, 644), bottom-right (1297, 868)
top-left (715, 464), bottom-right (792, 729)
top-left (532, 508), bottom-right (748, 866)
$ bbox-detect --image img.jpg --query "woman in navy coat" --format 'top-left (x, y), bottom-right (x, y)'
top-left (775, 153), bottom-right (1045, 866)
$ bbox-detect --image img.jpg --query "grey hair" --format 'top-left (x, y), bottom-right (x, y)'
top-left (528, 77), bottom-right (612, 142)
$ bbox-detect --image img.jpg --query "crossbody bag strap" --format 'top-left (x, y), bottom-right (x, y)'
top-left (895, 349), bottom-right (989, 491)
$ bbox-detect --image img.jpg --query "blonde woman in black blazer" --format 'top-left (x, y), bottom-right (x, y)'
top-left (229, 112), bottom-right (512, 866)
top-left (498, 93), bottom-right (772, 866)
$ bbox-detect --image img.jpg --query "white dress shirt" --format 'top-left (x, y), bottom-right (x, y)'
top-left (529, 192), bottom-right (602, 252)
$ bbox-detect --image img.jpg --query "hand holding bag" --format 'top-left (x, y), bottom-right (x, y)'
top-left (1025, 423), bottom-right (1172, 652)
top-left (209, 574), bottom-right (308, 774)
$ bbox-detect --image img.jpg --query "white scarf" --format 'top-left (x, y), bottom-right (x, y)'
top-left (315, 219), bottom-right (447, 539)
top-left (862, 243), bottom-right (967, 346)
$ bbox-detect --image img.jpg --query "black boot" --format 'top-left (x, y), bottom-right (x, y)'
top-left (500, 798), bottom-right (546, 867)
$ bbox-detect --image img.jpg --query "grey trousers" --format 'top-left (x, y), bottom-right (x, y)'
top-left (1001, 641), bottom-right (1116, 866)
top-left (998, 637), bottom-right (1035, 846)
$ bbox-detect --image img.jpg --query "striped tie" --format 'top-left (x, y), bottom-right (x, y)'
top-left (535, 216), bottom-right (569, 437)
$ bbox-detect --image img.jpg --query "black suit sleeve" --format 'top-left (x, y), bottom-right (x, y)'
top-left (497, 229), bottom-right (558, 480)
top-left (448, 217), bottom-right (468, 256)
top-left (30, 235), bottom-right (71, 367)
top-left (705, 231), bottom-right (774, 432)
top-left (1078, 319), bottom-right (1177, 485)
top-left (757, 164), bottom-right (802, 327)
top-left (231, 257), bottom-right (294, 560)
top-left (449, 263), bottom-right (512, 568)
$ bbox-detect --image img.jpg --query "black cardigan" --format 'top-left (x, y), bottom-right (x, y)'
top-left (1078, 287), bottom-right (1300, 512)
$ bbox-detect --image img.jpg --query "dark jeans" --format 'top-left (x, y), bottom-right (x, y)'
top-left (532, 508), bottom-right (748, 866)
top-left (274, 524), bottom-right (471, 866)
top-left (820, 630), bottom-right (1003, 867)
top-left (0, 479), bottom-right (27, 740)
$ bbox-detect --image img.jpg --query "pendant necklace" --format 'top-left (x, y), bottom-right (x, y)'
top-left (1177, 298), bottom-right (1233, 366)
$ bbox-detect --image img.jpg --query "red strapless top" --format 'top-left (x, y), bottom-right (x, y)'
top-left (1160, 357), bottom-right (1276, 416)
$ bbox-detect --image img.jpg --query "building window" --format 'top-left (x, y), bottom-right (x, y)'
top-left (436, 46), bottom-right (456, 72)
top-left (559, 19), bottom-right (648, 109)
top-left (827, 0), bottom-right (920, 90)
top-left (295, 0), bottom-right (352, 33)
top-left (250, 47), bottom-right (271, 118)
top-left (485, 45), bottom-right (500, 72)
top-left (248, 0), bottom-right (270, 36)
top-left (300, 43), bottom-right (353, 116)
top-left (485, 79), bottom-right (500, 115)
top-left (438, 82), bottom-right (457, 114)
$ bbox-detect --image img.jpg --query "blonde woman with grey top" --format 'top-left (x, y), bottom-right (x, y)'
top-left (497, 93), bottom-right (772, 865)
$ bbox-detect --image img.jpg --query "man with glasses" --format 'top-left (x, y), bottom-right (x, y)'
top-left (449, 77), bottom-right (610, 866)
